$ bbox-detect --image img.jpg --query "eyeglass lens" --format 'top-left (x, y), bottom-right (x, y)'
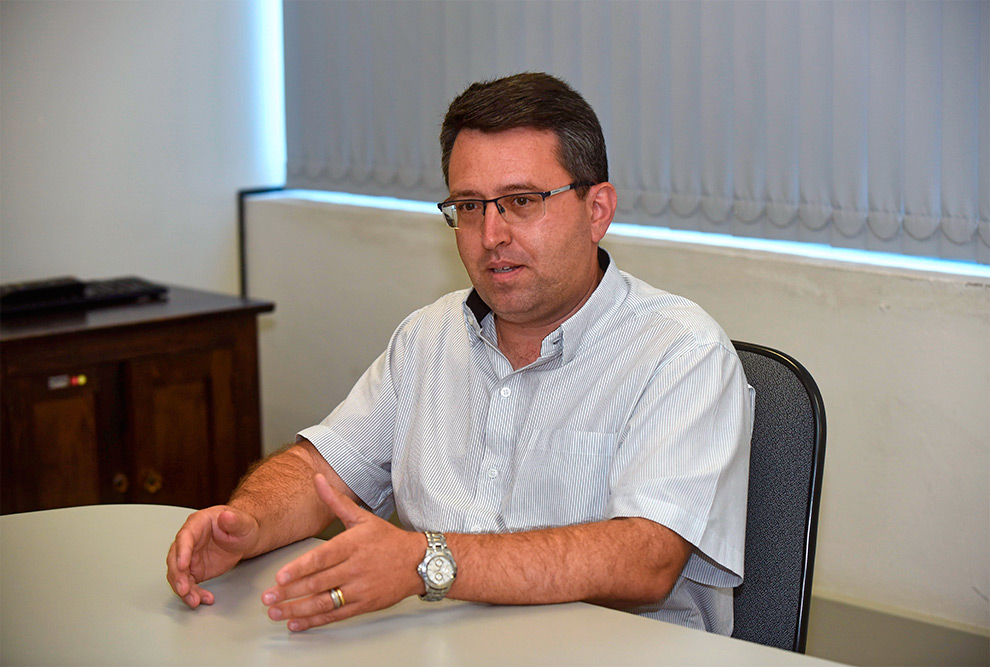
top-left (463, 194), bottom-right (544, 226)
top-left (439, 184), bottom-right (581, 228)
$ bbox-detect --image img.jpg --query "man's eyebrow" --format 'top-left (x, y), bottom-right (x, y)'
top-left (447, 183), bottom-right (543, 199)
top-left (445, 189), bottom-right (484, 200)
top-left (502, 183), bottom-right (542, 194)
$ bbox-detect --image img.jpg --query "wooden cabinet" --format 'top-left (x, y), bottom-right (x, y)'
top-left (1, 286), bottom-right (274, 514)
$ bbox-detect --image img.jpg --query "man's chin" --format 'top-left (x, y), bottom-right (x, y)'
top-left (487, 299), bottom-right (545, 326)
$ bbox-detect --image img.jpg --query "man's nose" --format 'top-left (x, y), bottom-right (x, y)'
top-left (480, 200), bottom-right (510, 249)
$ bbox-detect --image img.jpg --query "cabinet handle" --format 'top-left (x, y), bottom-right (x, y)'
top-left (143, 470), bottom-right (163, 494)
top-left (112, 473), bottom-right (129, 494)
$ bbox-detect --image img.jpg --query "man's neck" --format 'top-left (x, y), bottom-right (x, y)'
top-left (493, 318), bottom-right (550, 370)
top-left (494, 263), bottom-right (606, 370)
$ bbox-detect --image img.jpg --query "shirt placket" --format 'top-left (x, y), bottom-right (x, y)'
top-left (472, 368), bottom-right (517, 533)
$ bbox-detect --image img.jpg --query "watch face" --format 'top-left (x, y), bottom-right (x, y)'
top-left (426, 555), bottom-right (454, 586)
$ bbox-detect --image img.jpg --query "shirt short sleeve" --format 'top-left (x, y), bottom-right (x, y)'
top-left (605, 338), bottom-right (753, 588)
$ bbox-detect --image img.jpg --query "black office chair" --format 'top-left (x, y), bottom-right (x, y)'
top-left (730, 341), bottom-right (826, 653)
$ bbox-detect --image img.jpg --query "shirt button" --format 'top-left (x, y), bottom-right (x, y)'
top-left (487, 468), bottom-right (499, 479)
top-left (500, 387), bottom-right (511, 398)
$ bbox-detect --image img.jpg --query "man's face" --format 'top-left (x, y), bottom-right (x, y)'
top-left (447, 127), bottom-right (612, 331)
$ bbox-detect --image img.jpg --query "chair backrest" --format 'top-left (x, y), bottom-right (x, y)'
top-left (730, 341), bottom-right (826, 653)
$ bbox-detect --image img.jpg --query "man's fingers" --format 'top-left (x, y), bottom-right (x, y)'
top-left (268, 587), bottom-right (358, 630)
top-left (167, 548), bottom-right (214, 608)
top-left (194, 585), bottom-right (215, 606)
top-left (273, 537), bottom-right (347, 587)
top-left (182, 583), bottom-right (215, 608)
top-left (167, 548), bottom-right (210, 606)
top-left (170, 524), bottom-right (196, 571)
top-left (166, 524), bottom-right (200, 594)
top-left (170, 508), bottom-right (218, 572)
top-left (165, 542), bottom-right (186, 595)
top-left (166, 508), bottom-right (235, 608)
top-left (265, 558), bottom-right (346, 604)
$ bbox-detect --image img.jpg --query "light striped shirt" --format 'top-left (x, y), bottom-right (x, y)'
top-left (299, 249), bottom-right (752, 634)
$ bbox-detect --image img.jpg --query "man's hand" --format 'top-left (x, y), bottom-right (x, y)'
top-left (165, 505), bottom-right (260, 608)
top-left (261, 474), bottom-right (424, 632)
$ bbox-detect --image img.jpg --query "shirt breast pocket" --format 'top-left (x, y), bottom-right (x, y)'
top-left (507, 429), bottom-right (617, 530)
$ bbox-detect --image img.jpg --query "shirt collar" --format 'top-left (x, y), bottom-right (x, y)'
top-left (462, 247), bottom-right (625, 365)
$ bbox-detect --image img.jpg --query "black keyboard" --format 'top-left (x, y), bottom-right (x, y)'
top-left (0, 276), bottom-right (169, 317)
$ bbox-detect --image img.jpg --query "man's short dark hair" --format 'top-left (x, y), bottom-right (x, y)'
top-left (440, 72), bottom-right (608, 194)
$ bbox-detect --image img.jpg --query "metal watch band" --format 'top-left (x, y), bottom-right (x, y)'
top-left (418, 530), bottom-right (456, 602)
top-left (424, 531), bottom-right (447, 551)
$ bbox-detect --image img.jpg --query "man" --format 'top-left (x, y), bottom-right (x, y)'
top-left (166, 72), bottom-right (752, 635)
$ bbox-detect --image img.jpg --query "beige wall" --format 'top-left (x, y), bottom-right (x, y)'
top-left (245, 193), bottom-right (989, 638)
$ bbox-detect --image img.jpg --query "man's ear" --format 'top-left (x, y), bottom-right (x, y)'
top-left (588, 182), bottom-right (617, 243)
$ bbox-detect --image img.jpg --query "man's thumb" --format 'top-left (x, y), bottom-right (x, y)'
top-left (216, 507), bottom-right (255, 539)
top-left (314, 473), bottom-right (365, 528)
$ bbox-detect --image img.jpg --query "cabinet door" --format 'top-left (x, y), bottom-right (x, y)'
top-left (126, 347), bottom-right (239, 509)
top-left (0, 366), bottom-right (123, 513)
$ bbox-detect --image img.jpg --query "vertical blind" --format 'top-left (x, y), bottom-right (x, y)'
top-left (284, 0), bottom-right (988, 264)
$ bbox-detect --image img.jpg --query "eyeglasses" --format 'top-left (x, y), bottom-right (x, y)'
top-left (437, 182), bottom-right (594, 229)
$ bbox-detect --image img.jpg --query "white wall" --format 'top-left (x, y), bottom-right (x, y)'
top-left (0, 0), bottom-right (280, 292)
top-left (245, 194), bottom-right (989, 635)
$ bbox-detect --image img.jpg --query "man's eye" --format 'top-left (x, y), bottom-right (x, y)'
top-left (457, 202), bottom-right (480, 213)
top-left (510, 195), bottom-right (539, 208)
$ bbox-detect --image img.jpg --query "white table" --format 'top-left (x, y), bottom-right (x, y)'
top-left (1, 504), bottom-right (835, 665)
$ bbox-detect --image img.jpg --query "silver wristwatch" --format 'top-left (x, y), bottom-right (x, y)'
top-left (417, 531), bottom-right (456, 601)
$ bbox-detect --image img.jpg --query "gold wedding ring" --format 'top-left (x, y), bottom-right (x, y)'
top-left (330, 587), bottom-right (346, 609)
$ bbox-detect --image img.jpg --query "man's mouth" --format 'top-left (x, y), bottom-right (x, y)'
top-left (491, 266), bottom-right (518, 274)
